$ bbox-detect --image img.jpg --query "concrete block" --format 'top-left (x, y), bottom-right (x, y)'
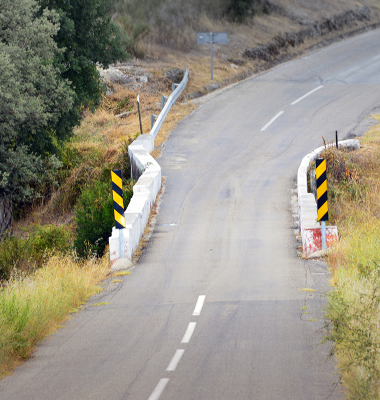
top-left (111, 258), bottom-right (133, 271)
top-left (303, 226), bottom-right (338, 257)
top-left (134, 168), bottom-right (161, 203)
top-left (109, 227), bottom-right (132, 265)
top-left (128, 134), bottom-right (155, 154)
top-left (108, 70), bottom-right (189, 268)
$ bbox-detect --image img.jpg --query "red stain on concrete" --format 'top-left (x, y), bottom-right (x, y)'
top-left (303, 227), bottom-right (338, 256)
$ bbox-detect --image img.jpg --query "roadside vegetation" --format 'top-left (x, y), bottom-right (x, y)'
top-left (0, 252), bottom-right (110, 378)
top-left (1, 0), bottom-right (380, 385)
top-left (0, 0), bottom-right (131, 378)
top-left (323, 115), bottom-right (380, 399)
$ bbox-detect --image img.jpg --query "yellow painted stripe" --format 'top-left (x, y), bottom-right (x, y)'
top-left (317, 180), bottom-right (327, 200)
top-left (114, 210), bottom-right (126, 228)
top-left (316, 159), bottom-right (326, 179)
top-left (318, 201), bottom-right (328, 221)
top-left (111, 171), bottom-right (123, 189)
top-left (112, 191), bottom-right (124, 208)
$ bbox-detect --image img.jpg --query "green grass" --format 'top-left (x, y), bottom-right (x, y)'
top-left (0, 253), bottom-right (110, 378)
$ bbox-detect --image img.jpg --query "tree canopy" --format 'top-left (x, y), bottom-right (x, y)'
top-left (39, 0), bottom-right (128, 114)
top-left (0, 0), bottom-right (128, 235)
top-left (0, 0), bottom-right (75, 205)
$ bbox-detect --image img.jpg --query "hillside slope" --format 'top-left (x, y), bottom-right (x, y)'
top-left (108, 0), bottom-right (380, 100)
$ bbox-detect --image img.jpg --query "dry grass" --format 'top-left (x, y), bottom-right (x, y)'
top-left (74, 87), bottom-right (196, 160)
top-left (324, 115), bottom-right (380, 399)
top-left (0, 252), bottom-right (111, 378)
top-left (325, 120), bottom-right (380, 276)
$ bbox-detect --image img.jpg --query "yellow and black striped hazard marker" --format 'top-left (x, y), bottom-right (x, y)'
top-left (111, 170), bottom-right (126, 229)
top-left (316, 158), bottom-right (328, 221)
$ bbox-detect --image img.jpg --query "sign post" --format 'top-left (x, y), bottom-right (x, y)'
top-left (197, 32), bottom-right (227, 80)
top-left (137, 94), bottom-right (143, 135)
top-left (111, 170), bottom-right (126, 258)
top-left (316, 158), bottom-right (328, 250)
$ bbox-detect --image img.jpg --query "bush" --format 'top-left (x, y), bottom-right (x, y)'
top-left (0, 225), bottom-right (72, 281)
top-left (74, 179), bottom-right (133, 258)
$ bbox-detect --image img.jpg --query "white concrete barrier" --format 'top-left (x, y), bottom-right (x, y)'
top-left (297, 139), bottom-right (360, 257)
top-left (109, 69), bottom-right (189, 268)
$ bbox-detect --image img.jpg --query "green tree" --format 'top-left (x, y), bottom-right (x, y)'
top-left (39, 0), bottom-right (128, 115)
top-left (0, 0), bottom-right (75, 235)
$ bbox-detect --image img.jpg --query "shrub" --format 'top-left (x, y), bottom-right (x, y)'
top-left (30, 225), bottom-right (72, 264)
top-left (0, 225), bottom-right (72, 281)
top-left (74, 179), bottom-right (133, 258)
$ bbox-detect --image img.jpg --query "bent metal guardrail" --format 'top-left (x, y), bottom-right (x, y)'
top-left (109, 68), bottom-right (189, 268)
top-left (150, 69), bottom-right (189, 139)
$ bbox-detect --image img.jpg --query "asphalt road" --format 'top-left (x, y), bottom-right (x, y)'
top-left (2, 28), bottom-right (380, 400)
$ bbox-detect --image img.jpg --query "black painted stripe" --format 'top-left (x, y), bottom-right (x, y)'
top-left (115, 221), bottom-right (124, 229)
top-left (113, 202), bottom-right (124, 215)
top-left (316, 171), bottom-right (326, 187)
top-left (317, 192), bottom-right (328, 207)
top-left (112, 182), bottom-right (123, 197)
top-left (316, 158), bottom-right (325, 168)
top-left (319, 211), bottom-right (329, 222)
top-left (113, 169), bottom-right (122, 178)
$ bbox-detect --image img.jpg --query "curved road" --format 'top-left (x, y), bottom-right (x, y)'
top-left (3, 28), bottom-right (380, 400)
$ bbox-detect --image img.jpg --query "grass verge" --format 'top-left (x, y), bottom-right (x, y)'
top-left (323, 115), bottom-right (380, 399)
top-left (0, 252), bottom-right (110, 379)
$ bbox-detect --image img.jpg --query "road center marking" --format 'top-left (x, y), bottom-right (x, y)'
top-left (166, 349), bottom-right (185, 371)
top-left (148, 378), bottom-right (169, 400)
top-left (193, 295), bottom-right (206, 316)
top-left (291, 85), bottom-right (323, 105)
top-left (181, 322), bottom-right (196, 343)
top-left (261, 111), bottom-right (284, 131)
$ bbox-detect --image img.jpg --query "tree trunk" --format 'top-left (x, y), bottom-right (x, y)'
top-left (0, 198), bottom-right (13, 238)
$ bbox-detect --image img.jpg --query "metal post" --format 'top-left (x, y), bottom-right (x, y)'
top-left (310, 169), bottom-right (316, 196)
top-left (321, 221), bottom-right (327, 250)
top-left (210, 32), bottom-right (213, 80)
top-left (112, 169), bottom-right (126, 259)
top-left (151, 114), bottom-right (158, 129)
top-left (137, 94), bottom-right (143, 135)
top-left (119, 228), bottom-right (124, 258)
top-left (316, 158), bottom-right (328, 251)
top-left (336, 131), bottom-right (338, 149)
top-left (161, 95), bottom-right (168, 111)
top-left (111, 170), bottom-right (126, 230)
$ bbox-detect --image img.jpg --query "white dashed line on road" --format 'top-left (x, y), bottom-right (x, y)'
top-left (181, 322), bottom-right (196, 343)
top-left (193, 295), bottom-right (206, 316)
top-left (148, 378), bottom-right (170, 400)
top-left (261, 111), bottom-right (284, 131)
top-left (148, 297), bottom-right (206, 399)
top-left (166, 349), bottom-right (185, 372)
top-left (291, 85), bottom-right (323, 105)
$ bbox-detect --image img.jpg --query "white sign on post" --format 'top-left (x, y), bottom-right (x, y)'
top-left (197, 32), bottom-right (228, 80)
